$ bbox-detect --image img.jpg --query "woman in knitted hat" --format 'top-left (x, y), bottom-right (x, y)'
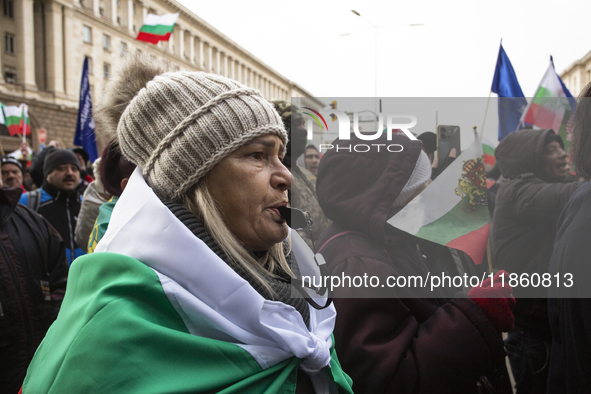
top-left (22, 53), bottom-right (352, 394)
top-left (315, 133), bottom-right (514, 394)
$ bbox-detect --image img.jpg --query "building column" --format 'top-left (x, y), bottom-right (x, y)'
top-left (93, 0), bottom-right (100, 16)
top-left (198, 38), bottom-right (204, 68)
top-left (0, 37), bottom-right (3, 82)
top-left (168, 27), bottom-right (174, 52)
top-left (15, 0), bottom-right (37, 90)
top-left (223, 53), bottom-right (228, 76)
top-left (189, 34), bottom-right (195, 63)
top-left (264, 78), bottom-right (268, 98)
top-left (127, 0), bottom-right (134, 33)
top-left (62, 5), bottom-right (75, 96)
top-left (177, 27), bottom-right (184, 57)
top-left (45, 0), bottom-right (65, 95)
top-left (111, 0), bottom-right (117, 24)
top-left (216, 49), bottom-right (220, 74)
top-left (208, 45), bottom-right (213, 72)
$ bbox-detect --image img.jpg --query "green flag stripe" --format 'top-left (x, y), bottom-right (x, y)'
top-left (5, 115), bottom-right (21, 126)
top-left (482, 144), bottom-right (495, 156)
top-left (413, 199), bottom-right (489, 245)
top-left (533, 86), bottom-right (554, 99)
top-left (23, 254), bottom-right (279, 393)
top-left (23, 253), bottom-right (352, 393)
top-left (140, 24), bottom-right (175, 36)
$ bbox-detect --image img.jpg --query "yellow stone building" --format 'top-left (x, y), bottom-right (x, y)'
top-left (560, 50), bottom-right (591, 97)
top-left (0, 0), bottom-right (322, 153)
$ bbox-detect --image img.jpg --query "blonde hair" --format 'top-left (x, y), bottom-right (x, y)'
top-left (182, 180), bottom-right (293, 296)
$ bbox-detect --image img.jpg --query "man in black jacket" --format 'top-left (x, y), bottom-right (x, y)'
top-left (0, 175), bottom-right (68, 393)
top-left (491, 129), bottom-right (583, 394)
top-left (19, 149), bottom-right (85, 265)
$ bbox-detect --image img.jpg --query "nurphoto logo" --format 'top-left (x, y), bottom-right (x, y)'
top-left (302, 107), bottom-right (418, 152)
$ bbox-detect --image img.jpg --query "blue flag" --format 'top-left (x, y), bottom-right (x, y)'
top-left (491, 43), bottom-right (527, 141)
top-left (74, 57), bottom-right (98, 162)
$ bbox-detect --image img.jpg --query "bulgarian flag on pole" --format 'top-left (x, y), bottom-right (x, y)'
top-left (136, 13), bottom-right (179, 44)
top-left (1, 104), bottom-right (29, 137)
top-left (388, 134), bottom-right (490, 264)
top-left (520, 59), bottom-right (575, 149)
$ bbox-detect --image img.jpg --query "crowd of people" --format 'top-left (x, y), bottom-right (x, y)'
top-left (1, 51), bottom-right (590, 393)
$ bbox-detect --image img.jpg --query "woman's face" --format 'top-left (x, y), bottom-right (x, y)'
top-left (206, 135), bottom-right (291, 251)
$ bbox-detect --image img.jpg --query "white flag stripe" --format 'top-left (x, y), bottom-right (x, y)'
top-left (3, 106), bottom-right (22, 118)
top-left (387, 135), bottom-right (483, 234)
top-left (144, 13), bottom-right (179, 27)
top-left (519, 61), bottom-right (567, 130)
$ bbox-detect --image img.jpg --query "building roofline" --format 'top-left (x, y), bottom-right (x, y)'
top-left (163, 0), bottom-right (290, 83)
top-left (560, 49), bottom-right (591, 77)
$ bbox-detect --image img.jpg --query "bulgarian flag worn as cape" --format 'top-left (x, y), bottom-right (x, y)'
top-left (22, 168), bottom-right (352, 394)
top-left (388, 134), bottom-right (489, 264)
top-left (136, 13), bottom-right (179, 44)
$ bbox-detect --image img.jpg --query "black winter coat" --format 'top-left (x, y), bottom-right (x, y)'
top-left (548, 181), bottom-right (591, 393)
top-left (491, 129), bottom-right (582, 317)
top-left (0, 187), bottom-right (68, 393)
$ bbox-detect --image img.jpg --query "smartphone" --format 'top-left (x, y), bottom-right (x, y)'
top-left (437, 125), bottom-right (461, 161)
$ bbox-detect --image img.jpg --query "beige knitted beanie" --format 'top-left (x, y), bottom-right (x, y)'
top-left (117, 71), bottom-right (287, 202)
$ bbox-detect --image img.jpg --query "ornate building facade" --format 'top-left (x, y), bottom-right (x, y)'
top-left (0, 0), bottom-right (322, 153)
top-left (560, 49), bottom-right (591, 97)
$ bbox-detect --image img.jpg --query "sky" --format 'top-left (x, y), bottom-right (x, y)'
top-left (176, 0), bottom-right (591, 144)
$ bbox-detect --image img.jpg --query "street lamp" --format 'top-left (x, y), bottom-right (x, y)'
top-left (348, 10), bottom-right (423, 119)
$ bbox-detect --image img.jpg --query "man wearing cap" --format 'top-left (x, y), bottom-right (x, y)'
top-left (1, 156), bottom-right (24, 192)
top-left (491, 129), bottom-right (584, 394)
top-left (19, 149), bottom-right (85, 265)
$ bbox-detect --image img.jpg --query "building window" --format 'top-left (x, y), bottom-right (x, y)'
top-left (99, 7), bottom-right (104, 16)
top-left (117, 16), bottom-right (120, 25)
top-left (4, 33), bottom-right (15, 54)
top-left (4, 69), bottom-right (16, 84)
top-left (3, 0), bottom-right (14, 18)
top-left (103, 34), bottom-right (110, 51)
top-left (103, 63), bottom-right (110, 79)
top-left (116, 0), bottom-right (120, 6)
top-left (133, 24), bottom-right (136, 32)
top-left (85, 56), bottom-right (93, 75)
top-left (132, 2), bottom-right (136, 14)
top-left (83, 25), bottom-right (92, 44)
top-left (120, 42), bottom-right (127, 55)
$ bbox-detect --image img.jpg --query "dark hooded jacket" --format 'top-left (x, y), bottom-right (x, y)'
top-left (491, 129), bottom-right (582, 305)
top-left (315, 134), bottom-right (511, 394)
top-left (548, 181), bottom-right (591, 393)
top-left (0, 186), bottom-right (68, 393)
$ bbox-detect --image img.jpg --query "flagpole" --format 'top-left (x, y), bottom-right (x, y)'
top-left (475, 124), bottom-right (493, 275)
top-left (480, 91), bottom-right (492, 139)
top-left (20, 104), bottom-right (27, 145)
